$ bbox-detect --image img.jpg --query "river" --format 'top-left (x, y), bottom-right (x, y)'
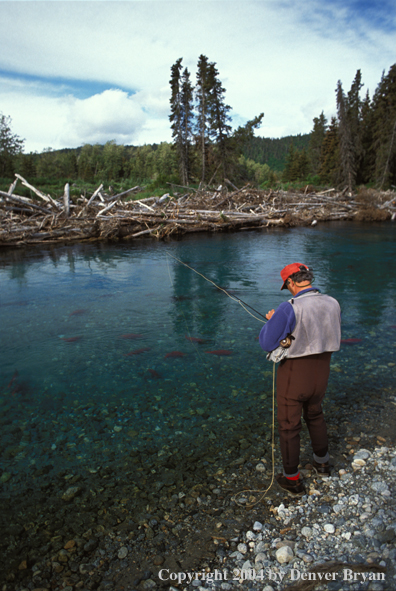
top-left (0, 222), bottom-right (395, 494)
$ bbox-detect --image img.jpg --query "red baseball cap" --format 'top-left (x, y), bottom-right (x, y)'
top-left (280, 262), bottom-right (309, 290)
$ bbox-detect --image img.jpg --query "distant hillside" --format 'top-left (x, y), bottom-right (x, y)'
top-left (242, 134), bottom-right (311, 171)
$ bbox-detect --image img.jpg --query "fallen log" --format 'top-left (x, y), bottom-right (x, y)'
top-left (77, 184), bottom-right (104, 217)
top-left (15, 174), bottom-right (60, 211)
top-left (64, 183), bottom-right (70, 217)
top-left (0, 191), bottom-right (54, 215)
top-left (1, 174), bottom-right (394, 246)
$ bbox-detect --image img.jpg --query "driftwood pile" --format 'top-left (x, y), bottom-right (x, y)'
top-left (0, 175), bottom-right (395, 247)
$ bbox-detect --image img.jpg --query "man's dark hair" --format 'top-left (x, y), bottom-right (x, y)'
top-left (288, 265), bottom-right (314, 284)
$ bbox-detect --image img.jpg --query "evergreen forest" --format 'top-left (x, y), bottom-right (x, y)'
top-left (1, 60), bottom-right (395, 198)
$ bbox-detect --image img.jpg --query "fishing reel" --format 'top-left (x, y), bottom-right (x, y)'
top-left (280, 335), bottom-right (294, 348)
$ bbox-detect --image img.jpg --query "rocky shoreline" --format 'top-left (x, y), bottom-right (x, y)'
top-left (1, 376), bottom-right (395, 591)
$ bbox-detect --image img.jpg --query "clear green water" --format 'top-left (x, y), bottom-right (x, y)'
top-left (0, 222), bottom-right (395, 485)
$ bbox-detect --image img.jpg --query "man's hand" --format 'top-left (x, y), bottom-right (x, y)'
top-left (266, 309), bottom-right (275, 320)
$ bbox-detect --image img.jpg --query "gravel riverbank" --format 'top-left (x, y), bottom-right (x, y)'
top-left (1, 382), bottom-right (396, 591)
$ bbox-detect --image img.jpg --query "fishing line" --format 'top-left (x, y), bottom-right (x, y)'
top-left (166, 250), bottom-right (277, 505)
top-left (165, 253), bottom-right (206, 367)
top-left (166, 251), bottom-right (267, 324)
top-left (233, 360), bottom-right (276, 508)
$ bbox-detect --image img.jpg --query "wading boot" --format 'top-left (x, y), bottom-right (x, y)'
top-left (276, 474), bottom-right (305, 497)
top-left (312, 459), bottom-right (331, 478)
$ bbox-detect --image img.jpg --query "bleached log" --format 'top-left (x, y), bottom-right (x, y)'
top-left (64, 183), bottom-right (70, 217)
top-left (134, 200), bottom-right (156, 212)
top-left (15, 174), bottom-right (60, 210)
top-left (379, 197), bottom-right (396, 209)
top-left (136, 196), bottom-right (158, 203)
top-left (0, 190), bottom-right (33, 204)
top-left (0, 191), bottom-right (53, 215)
top-left (224, 178), bottom-right (239, 191)
top-left (316, 188), bottom-right (336, 195)
top-left (111, 186), bottom-right (141, 200)
top-left (88, 184), bottom-right (104, 204)
top-left (96, 194), bottom-right (124, 217)
top-left (77, 184), bottom-right (104, 217)
top-left (131, 225), bottom-right (162, 238)
top-left (0, 226), bottom-right (36, 235)
top-left (8, 179), bottom-right (18, 195)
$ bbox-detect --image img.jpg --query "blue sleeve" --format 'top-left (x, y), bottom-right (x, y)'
top-left (258, 302), bottom-right (296, 353)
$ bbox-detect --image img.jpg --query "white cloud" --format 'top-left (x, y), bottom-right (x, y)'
top-left (0, 0), bottom-right (394, 152)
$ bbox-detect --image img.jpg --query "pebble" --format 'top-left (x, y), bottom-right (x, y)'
top-left (275, 545), bottom-right (294, 564)
top-left (354, 449), bottom-right (371, 460)
top-left (117, 546), bottom-right (128, 559)
top-left (255, 463), bottom-right (266, 472)
top-left (301, 526), bottom-right (313, 538)
top-left (254, 552), bottom-right (266, 563)
top-left (324, 523), bottom-right (335, 533)
top-left (61, 486), bottom-right (81, 501)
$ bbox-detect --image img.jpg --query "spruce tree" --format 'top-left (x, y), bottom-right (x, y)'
top-left (346, 70), bottom-right (364, 183)
top-left (371, 64), bottom-right (396, 188)
top-left (206, 61), bottom-right (232, 180)
top-left (336, 80), bottom-right (356, 192)
top-left (195, 54), bottom-right (211, 183)
top-left (169, 58), bottom-right (193, 185)
top-left (309, 111), bottom-right (327, 175)
top-left (283, 142), bottom-right (300, 182)
top-left (359, 90), bottom-right (375, 184)
top-left (319, 117), bottom-right (340, 185)
top-left (180, 67), bottom-right (194, 184)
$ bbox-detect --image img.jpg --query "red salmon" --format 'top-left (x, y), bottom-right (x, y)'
top-left (62, 336), bottom-right (82, 342)
top-left (185, 335), bottom-right (206, 343)
top-left (340, 338), bottom-right (362, 344)
top-left (206, 350), bottom-right (232, 356)
top-left (164, 351), bottom-right (185, 358)
top-left (69, 309), bottom-right (87, 316)
top-left (124, 347), bottom-right (150, 356)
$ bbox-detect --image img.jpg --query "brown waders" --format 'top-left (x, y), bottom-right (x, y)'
top-left (276, 352), bottom-right (332, 476)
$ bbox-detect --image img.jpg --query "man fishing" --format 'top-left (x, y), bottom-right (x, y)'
top-left (259, 263), bottom-right (341, 496)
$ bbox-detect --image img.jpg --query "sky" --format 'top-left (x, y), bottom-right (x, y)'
top-left (0, 0), bottom-right (395, 154)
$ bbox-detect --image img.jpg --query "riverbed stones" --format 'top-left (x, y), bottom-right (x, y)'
top-left (275, 545), bottom-right (294, 564)
top-left (61, 486), bottom-right (81, 501)
top-left (117, 546), bottom-right (128, 560)
top-left (1, 381), bottom-right (396, 591)
top-left (301, 526), bottom-right (313, 538)
top-left (354, 449), bottom-right (371, 460)
top-left (324, 523), bottom-right (335, 533)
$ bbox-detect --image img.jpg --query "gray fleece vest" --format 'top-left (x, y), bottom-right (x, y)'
top-left (287, 291), bottom-right (341, 358)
